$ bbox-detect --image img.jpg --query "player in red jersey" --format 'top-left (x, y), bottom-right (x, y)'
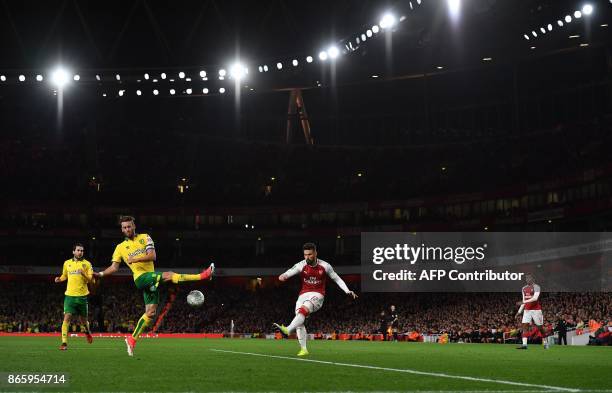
top-left (274, 242), bottom-right (358, 356)
top-left (515, 273), bottom-right (548, 349)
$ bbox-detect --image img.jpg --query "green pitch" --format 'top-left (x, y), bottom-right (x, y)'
top-left (0, 337), bottom-right (610, 392)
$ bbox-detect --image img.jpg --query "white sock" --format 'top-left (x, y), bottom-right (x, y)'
top-left (287, 313), bottom-right (305, 334)
top-left (296, 325), bottom-right (307, 349)
top-left (522, 337), bottom-right (528, 346)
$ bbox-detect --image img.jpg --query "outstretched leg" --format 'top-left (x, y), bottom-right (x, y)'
top-left (280, 304), bottom-right (310, 335)
top-left (274, 306), bottom-right (310, 356)
top-left (274, 293), bottom-right (323, 356)
top-left (162, 263), bottom-right (215, 284)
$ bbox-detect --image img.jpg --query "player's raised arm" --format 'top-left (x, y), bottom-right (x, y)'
top-left (95, 246), bottom-right (122, 278)
top-left (94, 262), bottom-right (121, 278)
top-left (279, 262), bottom-right (303, 281)
top-left (324, 262), bottom-right (358, 299)
top-left (54, 262), bottom-right (68, 283)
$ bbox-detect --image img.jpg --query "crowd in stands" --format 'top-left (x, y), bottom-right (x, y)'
top-left (1, 279), bottom-right (609, 345)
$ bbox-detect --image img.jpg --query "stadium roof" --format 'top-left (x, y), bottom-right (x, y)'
top-left (0, 0), bottom-right (610, 92)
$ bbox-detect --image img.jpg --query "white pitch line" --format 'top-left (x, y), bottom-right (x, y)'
top-left (210, 349), bottom-right (581, 392)
top-left (6, 391), bottom-right (612, 393)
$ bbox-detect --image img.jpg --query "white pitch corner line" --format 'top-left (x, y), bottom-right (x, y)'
top-left (209, 349), bottom-right (581, 393)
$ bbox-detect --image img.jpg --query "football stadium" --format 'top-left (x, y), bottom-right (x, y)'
top-left (0, 0), bottom-right (611, 392)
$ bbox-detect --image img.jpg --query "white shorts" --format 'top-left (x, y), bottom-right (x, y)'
top-left (522, 309), bottom-right (544, 326)
top-left (295, 292), bottom-right (324, 315)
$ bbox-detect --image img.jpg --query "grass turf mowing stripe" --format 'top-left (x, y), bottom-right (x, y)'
top-left (210, 349), bottom-right (581, 392)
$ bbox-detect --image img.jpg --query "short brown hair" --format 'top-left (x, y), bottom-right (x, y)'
top-left (73, 243), bottom-right (84, 251)
top-left (119, 215), bottom-right (135, 225)
top-left (303, 242), bottom-right (317, 251)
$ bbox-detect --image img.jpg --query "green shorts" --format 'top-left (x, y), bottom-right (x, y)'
top-left (134, 272), bottom-right (163, 305)
top-left (64, 295), bottom-right (88, 316)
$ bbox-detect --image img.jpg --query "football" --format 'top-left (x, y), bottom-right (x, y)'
top-left (186, 290), bottom-right (205, 307)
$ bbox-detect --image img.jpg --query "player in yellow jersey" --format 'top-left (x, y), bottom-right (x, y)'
top-left (94, 215), bottom-right (215, 356)
top-left (54, 243), bottom-right (94, 350)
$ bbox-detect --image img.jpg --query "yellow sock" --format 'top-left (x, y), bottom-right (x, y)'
top-left (132, 314), bottom-right (151, 341)
top-left (171, 273), bottom-right (201, 284)
top-left (61, 321), bottom-right (68, 344)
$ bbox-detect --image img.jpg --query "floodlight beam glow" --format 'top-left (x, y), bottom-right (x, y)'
top-left (448, 0), bottom-right (461, 20)
top-left (379, 13), bottom-right (397, 29)
top-left (327, 46), bottom-right (339, 59)
top-left (230, 63), bottom-right (247, 80)
top-left (51, 68), bottom-right (70, 88)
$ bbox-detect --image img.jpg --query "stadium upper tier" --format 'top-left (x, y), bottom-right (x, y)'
top-left (1, 114), bottom-right (610, 206)
top-left (2, 114), bottom-right (612, 267)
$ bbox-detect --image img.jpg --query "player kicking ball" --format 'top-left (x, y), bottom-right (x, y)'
top-left (515, 273), bottom-right (549, 349)
top-left (94, 215), bottom-right (215, 356)
top-left (274, 242), bottom-right (357, 356)
top-left (54, 243), bottom-right (94, 350)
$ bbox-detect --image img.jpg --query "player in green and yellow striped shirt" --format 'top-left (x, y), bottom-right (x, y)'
top-left (94, 215), bottom-right (215, 356)
top-left (54, 243), bottom-right (94, 350)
